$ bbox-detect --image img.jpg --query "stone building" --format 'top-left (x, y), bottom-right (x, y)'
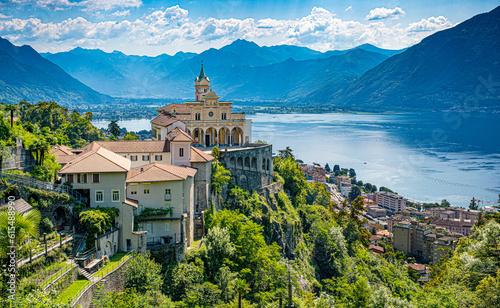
top-left (151, 64), bottom-right (252, 147)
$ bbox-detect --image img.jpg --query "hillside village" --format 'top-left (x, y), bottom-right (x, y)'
top-left (0, 66), bottom-right (499, 307)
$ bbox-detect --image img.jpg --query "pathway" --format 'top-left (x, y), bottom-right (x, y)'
top-left (17, 235), bottom-right (73, 267)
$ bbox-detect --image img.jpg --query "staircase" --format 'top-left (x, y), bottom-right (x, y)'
top-left (78, 267), bottom-right (98, 282)
top-left (0, 170), bottom-right (88, 204)
top-left (72, 234), bottom-right (86, 258)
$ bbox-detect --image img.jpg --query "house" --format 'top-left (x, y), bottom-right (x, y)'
top-left (0, 198), bottom-right (33, 214)
top-left (368, 244), bottom-right (384, 255)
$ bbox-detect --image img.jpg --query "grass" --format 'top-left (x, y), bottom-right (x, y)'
top-left (93, 252), bottom-right (130, 278)
top-left (39, 263), bottom-right (74, 289)
top-left (57, 279), bottom-right (93, 305)
top-left (186, 239), bottom-right (203, 257)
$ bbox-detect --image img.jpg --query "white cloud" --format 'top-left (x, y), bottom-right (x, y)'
top-left (345, 6), bottom-right (352, 12)
top-left (3, 0), bottom-right (142, 12)
top-left (366, 7), bottom-right (405, 20)
top-left (0, 6), bottom-right (455, 54)
top-left (0, 13), bottom-right (13, 18)
top-left (112, 10), bottom-right (130, 17)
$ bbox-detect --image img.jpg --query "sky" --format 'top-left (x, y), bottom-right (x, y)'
top-left (0, 0), bottom-right (498, 56)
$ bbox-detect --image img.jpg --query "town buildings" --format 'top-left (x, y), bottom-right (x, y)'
top-left (299, 163), bottom-right (326, 183)
top-left (393, 220), bottom-right (462, 263)
top-left (374, 191), bottom-right (406, 213)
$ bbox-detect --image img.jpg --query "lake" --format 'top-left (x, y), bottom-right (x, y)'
top-left (92, 112), bottom-right (500, 207)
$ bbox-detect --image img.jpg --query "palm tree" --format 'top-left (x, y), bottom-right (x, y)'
top-left (4, 104), bottom-right (16, 129)
top-left (234, 278), bottom-right (250, 308)
top-left (0, 208), bottom-right (42, 258)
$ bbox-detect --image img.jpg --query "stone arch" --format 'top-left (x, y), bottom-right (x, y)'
top-left (219, 127), bottom-right (229, 146)
top-left (244, 157), bottom-right (250, 169)
top-left (105, 240), bottom-right (113, 256)
top-left (230, 127), bottom-right (243, 146)
top-left (251, 157), bottom-right (257, 170)
top-left (262, 158), bottom-right (266, 171)
top-left (4, 187), bottom-right (21, 200)
top-left (267, 159), bottom-right (270, 171)
top-left (237, 157), bottom-right (243, 169)
top-left (229, 157), bottom-right (236, 169)
top-left (53, 206), bottom-right (71, 226)
top-left (206, 127), bottom-right (217, 147)
top-left (193, 128), bottom-right (204, 146)
top-left (185, 128), bottom-right (191, 136)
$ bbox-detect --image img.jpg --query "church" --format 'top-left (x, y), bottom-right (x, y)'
top-left (151, 63), bottom-right (252, 147)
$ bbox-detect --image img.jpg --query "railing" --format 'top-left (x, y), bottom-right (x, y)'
top-left (146, 234), bottom-right (180, 249)
top-left (0, 170), bottom-right (88, 204)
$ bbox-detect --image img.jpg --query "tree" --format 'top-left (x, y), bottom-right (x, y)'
top-left (123, 252), bottom-right (163, 293)
top-left (123, 132), bottom-right (139, 140)
top-left (234, 278), bottom-right (250, 308)
top-left (5, 104), bottom-right (16, 128)
top-left (278, 146), bottom-right (294, 160)
top-left (211, 146), bottom-right (220, 161)
top-left (469, 197), bottom-right (478, 210)
top-left (349, 195), bottom-right (365, 224)
top-left (348, 186), bottom-right (362, 201)
top-left (474, 269), bottom-right (500, 308)
top-left (333, 165), bottom-right (340, 172)
top-left (211, 162), bottom-right (231, 200)
top-left (349, 168), bottom-right (356, 178)
top-left (324, 163), bottom-right (331, 173)
top-left (440, 199), bottom-right (451, 207)
top-left (204, 226), bottom-right (235, 279)
top-left (0, 208), bottom-right (41, 258)
top-left (107, 120), bottom-right (121, 137)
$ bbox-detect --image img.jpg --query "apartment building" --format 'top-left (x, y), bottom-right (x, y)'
top-left (374, 191), bottom-right (406, 213)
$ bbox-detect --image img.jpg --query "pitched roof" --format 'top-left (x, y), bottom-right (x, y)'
top-left (190, 147), bottom-right (215, 163)
top-left (125, 198), bottom-right (138, 208)
top-left (151, 114), bottom-right (181, 127)
top-left (50, 145), bottom-right (75, 156)
top-left (0, 198), bottom-right (33, 214)
top-left (156, 103), bottom-right (188, 114)
top-left (168, 127), bottom-right (193, 142)
top-left (84, 140), bottom-right (170, 153)
top-left (368, 244), bottom-right (384, 254)
top-left (59, 146), bottom-right (131, 174)
top-left (127, 163), bottom-right (197, 183)
top-left (406, 263), bottom-right (426, 271)
top-left (370, 235), bottom-right (382, 241)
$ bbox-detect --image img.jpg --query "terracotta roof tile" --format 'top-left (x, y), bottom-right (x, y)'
top-left (190, 147), bottom-right (214, 163)
top-left (151, 114), bottom-right (181, 127)
top-left (59, 146), bottom-right (131, 174)
top-left (0, 198), bottom-right (33, 214)
top-left (50, 145), bottom-right (75, 156)
top-left (156, 103), bottom-right (188, 114)
top-left (125, 198), bottom-right (139, 208)
top-left (168, 127), bottom-right (193, 142)
top-left (126, 163), bottom-right (197, 183)
top-left (91, 140), bottom-right (170, 153)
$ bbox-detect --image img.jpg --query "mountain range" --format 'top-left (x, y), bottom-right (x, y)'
top-left (0, 37), bottom-right (110, 105)
top-left (1, 5), bottom-right (499, 111)
top-left (323, 5), bottom-right (500, 111)
top-left (42, 40), bottom-right (401, 101)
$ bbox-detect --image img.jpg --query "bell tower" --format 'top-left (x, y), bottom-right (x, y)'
top-left (195, 61), bottom-right (210, 101)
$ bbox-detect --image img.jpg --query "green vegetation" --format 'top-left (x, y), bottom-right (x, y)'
top-left (94, 253), bottom-right (130, 278)
top-left (56, 279), bottom-right (92, 304)
top-left (79, 207), bottom-right (119, 249)
top-left (0, 208), bottom-right (41, 257)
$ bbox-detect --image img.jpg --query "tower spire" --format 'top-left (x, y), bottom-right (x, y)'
top-left (198, 60), bottom-right (206, 80)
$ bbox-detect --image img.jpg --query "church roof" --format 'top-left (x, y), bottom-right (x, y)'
top-left (198, 63), bottom-right (206, 80)
top-left (203, 90), bottom-right (218, 98)
top-left (156, 103), bottom-right (188, 114)
top-left (151, 113), bottom-right (181, 127)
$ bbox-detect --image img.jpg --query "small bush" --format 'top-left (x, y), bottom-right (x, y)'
top-left (39, 217), bottom-right (54, 234)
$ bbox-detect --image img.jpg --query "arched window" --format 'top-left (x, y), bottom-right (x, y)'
top-left (244, 157), bottom-right (250, 168)
top-left (237, 157), bottom-right (243, 169)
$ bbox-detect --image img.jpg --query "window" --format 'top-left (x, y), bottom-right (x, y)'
top-left (208, 111), bottom-right (214, 117)
top-left (130, 185), bottom-right (137, 195)
top-left (155, 155), bottom-right (162, 161)
top-left (179, 148), bottom-right (184, 157)
top-left (146, 223), bottom-right (153, 233)
top-left (126, 239), bottom-right (131, 251)
top-left (142, 155), bottom-right (150, 161)
top-left (195, 113), bottom-right (201, 120)
top-left (165, 189), bottom-right (171, 201)
top-left (152, 129), bottom-right (157, 138)
top-left (221, 113), bottom-right (227, 120)
top-left (93, 174), bottom-right (100, 183)
top-left (112, 190), bottom-right (120, 202)
top-left (78, 174), bottom-right (87, 183)
top-left (165, 222), bottom-right (170, 231)
top-left (67, 174), bottom-right (74, 184)
top-left (144, 184), bottom-right (150, 194)
top-left (131, 155), bottom-right (137, 161)
top-left (96, 190), bottom-right (104, 202)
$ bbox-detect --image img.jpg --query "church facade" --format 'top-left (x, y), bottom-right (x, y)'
top-left (151, 64), bottom-right (252, 147)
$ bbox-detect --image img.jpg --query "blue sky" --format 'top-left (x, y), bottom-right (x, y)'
top-left (0, 0), bottom-right (498, 55)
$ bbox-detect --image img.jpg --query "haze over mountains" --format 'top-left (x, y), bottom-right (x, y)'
top-left (42, 40), bottom-right (398, 101)
top-left (0, 5), bottom-right (498, 110)
top-left (0, 37), bottom-right (110, 105)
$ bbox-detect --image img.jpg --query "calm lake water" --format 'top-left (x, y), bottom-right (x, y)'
top-left (93, 112), bottom-right (500, 207)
